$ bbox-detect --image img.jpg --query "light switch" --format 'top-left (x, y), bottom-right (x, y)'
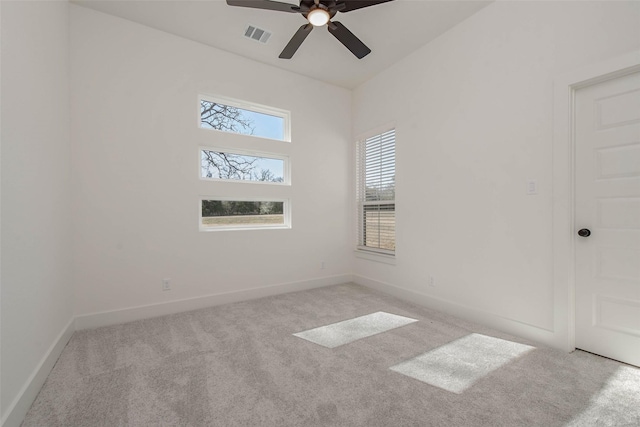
top-left (526, 179), bottom-right (538, 195)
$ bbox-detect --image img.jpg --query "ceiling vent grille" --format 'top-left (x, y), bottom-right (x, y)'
top-left (244, 25), bottom-right (271, 44)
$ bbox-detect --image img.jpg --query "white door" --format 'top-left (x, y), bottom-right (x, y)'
top-left (575, 70), bottom-right (640, 367)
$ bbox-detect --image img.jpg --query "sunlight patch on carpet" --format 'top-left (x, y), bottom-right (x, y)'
top-left (293, 311), bottom-right (418, 348)
top-left (564, 365), bottom-right (640, 426)
top-left (390, 333), bottom-right (534, 394)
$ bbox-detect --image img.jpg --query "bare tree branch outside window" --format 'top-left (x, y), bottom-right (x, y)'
top-left (200, 101), bottom-right (255, 135)
top-left (253, 168), bottom-right (284, 183)
top-left (200, 150), bottom-right (285, 183)
top-left (200, 100), bottom-right (284, 182)
top-left (201, 150), bottom-right (258, 180)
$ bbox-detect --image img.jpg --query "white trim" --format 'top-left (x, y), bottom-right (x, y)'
top-left (354, 275), bottom-right (559, 348)
top-left (199, 196), bottom-right (291, 231)
top-left (354, 249), bottom-right (396, 265)
top-left (552, 50), bottom-right (640, 353)
top-left (198, 93), bottom-right (291, 142)
top-left (75, 275), bottom-right (353, 330)
top-left (1, 319), bottom-right (75, 427)
top-left (361, 200), bottom-right (394, 207)
top-left (199, 145), bottom-right (291, 185)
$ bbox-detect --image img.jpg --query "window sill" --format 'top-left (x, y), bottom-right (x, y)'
top-left (354, 250), bottom-right (396, 265)
top-left (200, 225), bottom-right (291, 232)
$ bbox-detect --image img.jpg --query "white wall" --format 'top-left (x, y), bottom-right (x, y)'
top-left (70, 5), bottom-right (352, 317)
top-left (352, 1), bottom-right (640, 349)
top-left (0, 0), bottom-right (74, 423)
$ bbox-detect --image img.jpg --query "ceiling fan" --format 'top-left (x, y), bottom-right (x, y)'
top-left (226, 0), bottom-right (394, 59)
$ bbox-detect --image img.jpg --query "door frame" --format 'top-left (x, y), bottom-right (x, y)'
top-left (552, 50), bottom-right (640, 352)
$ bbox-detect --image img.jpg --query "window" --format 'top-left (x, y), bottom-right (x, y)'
top-left (356, 128), bottom-right (396, 255)
top-left (200, 198), bottom-right (290, 231)
top-left (200, 148), bottom-right (289, 184)
top-left (198, 94), bottom-right (292, 232)
top-left (199, 95), bottom-right (290, 142)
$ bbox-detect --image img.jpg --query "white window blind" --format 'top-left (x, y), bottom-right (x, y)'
top-left (356, 128), bottom-right (396, 254)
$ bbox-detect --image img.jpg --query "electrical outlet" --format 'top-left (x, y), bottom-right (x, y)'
top-left (428, 275), bottom-right (435, 287)
top-left (162, 278), bottom-right (171, 291)
top-left (321, 261), bottom-right (326, 270)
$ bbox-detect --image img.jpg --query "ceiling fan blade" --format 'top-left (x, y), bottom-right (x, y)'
top-left (338, 0), bottom-right (394, 13)
top-left (279, 24), bottom-right (314, 59)
top-left (327, 21), bottom-right (371, 59)
top-left (299, 0), bottom-right (315, 9)
top-left (226, 0), bottom-right (299, 13)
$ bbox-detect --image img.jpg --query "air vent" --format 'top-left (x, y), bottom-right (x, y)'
top-left (244, 25), bottom-right (272, 44)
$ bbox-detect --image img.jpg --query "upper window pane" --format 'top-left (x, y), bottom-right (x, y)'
top-left (364, 130), bottom-right (395, 202)
top-left (199, 95), bottom-right (289, 141)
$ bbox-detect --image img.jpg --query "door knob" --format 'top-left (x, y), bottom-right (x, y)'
top-left (578, 228), bottom-right (591, 237)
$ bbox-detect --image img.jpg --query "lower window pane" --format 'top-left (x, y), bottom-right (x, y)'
top-left (201, 200), bottom-right (286, 229)
top-left (363, 204), bottom-right (395, 251)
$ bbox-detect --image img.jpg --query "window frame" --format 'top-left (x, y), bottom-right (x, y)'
top-left (355, 126), bottom-right (396, 257)
top-left (199, 146), bottom-right (291, 186)
top-left (199, 197), bottom-right (291, 232)
top-left (198, 94), bottom-right (291, 142)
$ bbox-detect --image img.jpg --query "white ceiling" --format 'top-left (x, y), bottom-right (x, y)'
top-left (71, 0), bottom-right (492, 89)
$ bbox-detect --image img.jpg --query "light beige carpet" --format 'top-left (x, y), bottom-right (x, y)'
top-left (23, 283), bottom-right (640, 426)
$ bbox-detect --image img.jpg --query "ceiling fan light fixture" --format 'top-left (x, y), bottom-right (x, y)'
top-left (307, 8), bottom-right (330, 26)
top-left (226, 0), bottom-right (389, 59)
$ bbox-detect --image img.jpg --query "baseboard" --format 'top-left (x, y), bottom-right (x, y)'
top-left (75, 274), bottom-right (353, 330)
top-left (353, 274), bottom-right (563, 350)
top-left (1, 318), bottom-right (75, 427)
